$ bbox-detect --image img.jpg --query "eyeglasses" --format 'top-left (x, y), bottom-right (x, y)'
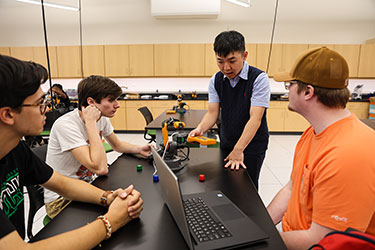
top-left (284, 81), bottom-right (298, 90)
top-left (21, 98), bottom-right (52, 114)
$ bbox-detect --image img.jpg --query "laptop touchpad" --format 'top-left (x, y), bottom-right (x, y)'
top-left (212, 204), bottom-right (245, 221)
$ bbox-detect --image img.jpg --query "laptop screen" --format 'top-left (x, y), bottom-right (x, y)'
top-left (152, 147), bottom-right (194, 249)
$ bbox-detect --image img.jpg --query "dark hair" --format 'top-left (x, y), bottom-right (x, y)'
top-left (0, 55), bottom-right (48, 110)
top-left (296, 81), bottom-right (350, 108)
top-left (52, 83), bottom-right (63, 90)
top-left (77, 75), bottom-right (122, 110)
top-left (214, 30), bottom-right (245, 57)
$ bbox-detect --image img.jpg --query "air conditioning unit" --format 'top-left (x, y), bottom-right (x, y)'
top-left (150, 0), bottom-right (221, 19)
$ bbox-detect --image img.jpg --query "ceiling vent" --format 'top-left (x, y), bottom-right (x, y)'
top-left (150, 0), bottom-right (221, 19)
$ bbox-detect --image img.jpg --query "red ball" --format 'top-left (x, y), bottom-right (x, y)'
top-left (199, 174), bottom-right (205, 182)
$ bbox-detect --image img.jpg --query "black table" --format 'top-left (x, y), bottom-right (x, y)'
top-left (361, 119), bottom-right (375, 130)
top-left (32, 148), bottom-right (286, 249)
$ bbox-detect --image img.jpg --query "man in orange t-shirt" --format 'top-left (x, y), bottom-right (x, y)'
top-left (267, 47), bottom-right (375, 249)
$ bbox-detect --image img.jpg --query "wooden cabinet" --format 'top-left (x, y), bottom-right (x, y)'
top-left (56, 46), bottom-right (82, 78)
top-left (10, 46), bottom-right (59, 78)
top-left (125, 100), bottom-right (154, 130)
top-left (267, 101), bottom-right (370, 132)
top-left (246, 43), bottom-right (257, 68)
top-left (284, 110), bottom-right (310, 132)
top-left (154, 44), bottom-right (179, 76)
top-left (256, 44), bottom-right (283, 77)
top-left (333, 45), bottom-right (360, 78)
top-left (267, 101), bottom-right (310, 132)
top-left (110, 100), bottom-right (127, 130)
top-left (179, 44), bottom-right (205, 76)
top-left (33, 46), bottom-right (59, 78)
top-left (82, 45), bottom-right (105, 77)
top-left (266, 101), bottom-right (287, 131)
top-left (281, 44), bottom-right (309, 73)
top-left (10, 47), bottom-right (34, 61)
top-left (104, 45), bottom-right (130, 77)
top-left (110, 100), bottom-right (207, 131)
top-left (205, 43), bottom-right (217, 77)
top-left (129, 44), bottom-right (154, 76)
top-left (358, 44), bottom-right (375, 78)
top-left (150, 100), bottom-right (175, 118)
top-left (184, 100), bottom-right (205, 110)
top-left (7, 43), bottom-right (375, 79)
top-left (0, 47), bottom-right (10, 56)
top-left (347, 102), bottom-right (369, 119)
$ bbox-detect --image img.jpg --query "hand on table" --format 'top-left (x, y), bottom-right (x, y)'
top-left (224, 149), bottom-right (247, 171)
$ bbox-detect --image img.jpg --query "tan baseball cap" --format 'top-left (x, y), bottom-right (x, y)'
top-left (274, 47), bottom-right (349, 89)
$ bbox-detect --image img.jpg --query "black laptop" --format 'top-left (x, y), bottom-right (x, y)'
top-left (151, 147), bottom-right (269, 250)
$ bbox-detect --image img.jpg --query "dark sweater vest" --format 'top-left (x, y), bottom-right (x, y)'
top-left (214, 66), bottom-right (269, 155)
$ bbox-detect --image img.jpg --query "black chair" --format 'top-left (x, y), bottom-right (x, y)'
top-left (26, 145), bottom-right (50, 240)
top-left (138, 106), bottom-right (156, 143)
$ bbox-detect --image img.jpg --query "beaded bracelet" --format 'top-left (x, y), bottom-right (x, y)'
top-left (97, 215), bottom-right (112, 239)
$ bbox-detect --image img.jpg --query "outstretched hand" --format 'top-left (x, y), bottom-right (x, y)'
top-left (224, 149), bottom-right (247, 171)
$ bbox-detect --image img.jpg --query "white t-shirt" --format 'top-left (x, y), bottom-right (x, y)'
top-left (44, 109), bottom-right (113, 203)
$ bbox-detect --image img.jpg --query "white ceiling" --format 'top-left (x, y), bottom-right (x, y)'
top-left (0, 0), bottom-right (374, 46)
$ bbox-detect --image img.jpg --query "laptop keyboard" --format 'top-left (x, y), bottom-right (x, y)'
top-left (183, 197), bottom-right (232, 243)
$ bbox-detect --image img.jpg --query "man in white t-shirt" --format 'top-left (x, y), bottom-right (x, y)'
top-left (45, 75), bottom-right (151, 218)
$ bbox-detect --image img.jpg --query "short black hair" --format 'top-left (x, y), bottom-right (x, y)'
top-left (77, 75), bottom-right (122, 110)
top-left (52, 83), bottom-right (63, 90)
top-left (214, 30), bottom-right (245, 57)
top-left (0, 55), bottom-right (48, 109)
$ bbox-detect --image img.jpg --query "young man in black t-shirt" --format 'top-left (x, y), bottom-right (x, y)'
top-left (0, 55), bottom-right (144, 249)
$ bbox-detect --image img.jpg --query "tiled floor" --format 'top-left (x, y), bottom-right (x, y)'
top-left (27, 133), bottom-right (300, 240)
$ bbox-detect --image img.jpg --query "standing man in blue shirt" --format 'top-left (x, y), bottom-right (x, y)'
top-left (189, 30), bottom-right (270, 189)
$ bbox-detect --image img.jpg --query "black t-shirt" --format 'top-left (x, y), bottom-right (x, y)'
top-left (0, 141), bottom-right (53, 240)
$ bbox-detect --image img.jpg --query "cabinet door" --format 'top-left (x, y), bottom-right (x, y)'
top-left (246, 43), bottom-right (257, 67)
top-left (256, 44), bottom-right (282, 77)
top-left (180, 44), bottom-right (205, 76)
top-left (126, 101), bottom-right (154, 130)
top-left (129, 44), bottom-right (154, 76)
top-left (82, 45), bottom-right (105, 77)
top-left (358, 44), bottom-right (375, 78)
top-left (154, 44), bottom-right (179, 76)
top-left (10, 47), bottom-right (34, 61)
top-left (347, 102), bottom-right (370, 119)
top-left (267, 101), bottom-right (286, 132)
top-left (57, 46), bottom-right (82, 78)
top-left (284, 110), bottom-right (310, 132)
top-left (110, 100), bottom-right (127, 130)
top-left (334, 45), bottom-right (360, 78)
top-left (104, 45), bottom-right (129, 77)
top-left (282, 44), bottom-right (309, 73)
top-left (0, 47), bottom-right (10, 56)
top-left (183, 100), bottom-right (205, 110)
top-left (33, 46), bottom-right (59, 78)
top-left (151, 100), bottom-right (176, 117)
top-left (204, 43), bottom-right (217, 76)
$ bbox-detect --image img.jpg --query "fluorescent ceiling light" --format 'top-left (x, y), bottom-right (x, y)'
top-left (16, 0), bottom-right (79, 11)
top-left (225, 0), bottom-right (250, 8)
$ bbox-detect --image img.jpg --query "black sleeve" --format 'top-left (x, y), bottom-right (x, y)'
top-left (0, 211), bottom-right (16, 239)
top-left (19, 142), bottom-right (54, 186)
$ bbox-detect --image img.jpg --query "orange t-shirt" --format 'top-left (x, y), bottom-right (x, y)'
top-left (282, 114), bottom-right (375, 235)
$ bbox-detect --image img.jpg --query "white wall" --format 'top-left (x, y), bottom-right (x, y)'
top-left (0, 0), bottom-right (374, 46)
top-left (2, 0), bottom-right (375, 94)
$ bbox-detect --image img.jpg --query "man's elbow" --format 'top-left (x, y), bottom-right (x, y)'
top-left (90, 164), bottom-right (109, 176)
